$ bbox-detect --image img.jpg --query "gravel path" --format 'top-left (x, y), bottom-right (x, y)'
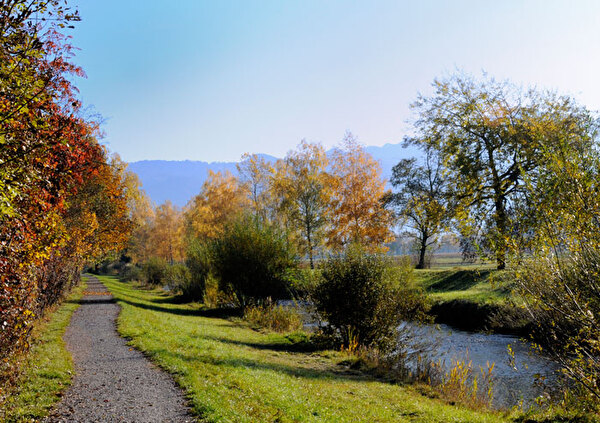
top-left (45, 275), bottom-right (193, 422)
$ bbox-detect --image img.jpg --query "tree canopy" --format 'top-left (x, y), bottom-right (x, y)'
top-left (407, 73), bottom-right (596, 269)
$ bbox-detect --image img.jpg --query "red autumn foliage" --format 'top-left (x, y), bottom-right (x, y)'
top-left (0, 0), bottom-right (132, 396)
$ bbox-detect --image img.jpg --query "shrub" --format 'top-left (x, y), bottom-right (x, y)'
top-left (183, 240), bottom-right (213, 302)
top-left (211, 217), bottom-right (297, 308)
top-left (142, 257), bottom-right (168, 286)
top-left (243, 302), bottom-right (303, 332)
top-left (164, 263), bottom-right (191, 293)
top-left (120, 264), bottom-right (143, 282)
top-left (515, 251), bottom-right (600, 406)
top-left (312, 245), bottom-right (429, 352)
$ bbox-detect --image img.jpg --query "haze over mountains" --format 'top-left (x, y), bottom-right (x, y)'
top-left (128, 142), bottom-right (420, 207)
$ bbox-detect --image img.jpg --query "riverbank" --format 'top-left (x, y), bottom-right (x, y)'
top-left (101, 275), bottom-right (511, 422)
top-left (414, 268), bottom-right (532, 336)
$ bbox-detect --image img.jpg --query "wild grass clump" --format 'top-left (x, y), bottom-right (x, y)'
top-left (243, 302), bottom-right (303, 332)
top-left (432, 358), bottom-right (495, 408)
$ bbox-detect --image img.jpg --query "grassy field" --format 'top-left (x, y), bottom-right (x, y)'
top-left (100, 275), bottom-right (510, 423)
top-left (414, 266), bottom-right (512, 304)
top-left (1, 278), bottom-right (87, 422)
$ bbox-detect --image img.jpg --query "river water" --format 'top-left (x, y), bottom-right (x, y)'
top-left (402, 322), bottom-right (560, 409)
top-left (283, 301), bottom-right (560, 409)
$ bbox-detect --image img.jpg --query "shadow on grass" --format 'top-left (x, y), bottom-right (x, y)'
top-left (114, 296), bottom-right (322, 353)
top-left (114, 296), bottom-right (242, 319)
top-left (200, 333), bottom-right (322, 353)
top-left (154, 347), bottom-right (365, 382)
top-left (427, 269), bottom-right (492, 292)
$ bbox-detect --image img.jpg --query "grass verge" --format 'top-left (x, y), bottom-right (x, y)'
top-left (1, 277), bottom-right (87, 422)
top-left (414, 267), bottom-right (511, 304)
top-left (101, 275), bottom-right (510, 422)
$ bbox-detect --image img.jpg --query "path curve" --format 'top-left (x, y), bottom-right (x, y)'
top-left (45, 275), bottom-right (192, 422)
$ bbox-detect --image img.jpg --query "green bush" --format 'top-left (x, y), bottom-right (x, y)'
top-left (211, 217), bottom-right (297, 308)
top-left (142, 257), bottom-right (168, 286)
top-left (312, 245), bottom-right (429, 352)
top-left (164, 263), bottom-right (191, 293)
top-left (183, 240), bottom-right (213, 302)
top-left (515, 250), bottom-right (600, 407)
top-left (120, 264), bottom-right (143, 282)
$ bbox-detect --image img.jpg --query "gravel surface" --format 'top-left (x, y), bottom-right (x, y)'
top-left (45, 275), bottom-right (193, 422)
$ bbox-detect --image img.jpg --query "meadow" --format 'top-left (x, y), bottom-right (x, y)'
top-left (100, 275), bottom-right (511, 423)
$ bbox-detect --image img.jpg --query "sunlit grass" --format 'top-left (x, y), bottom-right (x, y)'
top-left (414, 267), bottom-right (512, 304)
top-left (101, 275), bottom-right (510, 422)
top-left (1, 278), bottom-right (87, 422)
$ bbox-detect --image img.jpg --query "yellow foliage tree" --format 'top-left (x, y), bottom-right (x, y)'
top-left (149, 201), bottom-right (184, 264)
top-left (272, 141), bottom-right (331, 268)
top-left (121, 167), bottom-right (155, 264)
top-left (185, 170), bottom-right (248, 240)
top-left (327, 132), bottom-right (394, 251)
top-left (237, 153), bottom-right (275, 223)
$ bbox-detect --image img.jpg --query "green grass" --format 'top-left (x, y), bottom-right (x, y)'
top-left (1, 277), bottom-right (87, 422)
top-left (414, 267), bottom-right (512, 304)
top-left (100, 275), bottom-right (511, 422)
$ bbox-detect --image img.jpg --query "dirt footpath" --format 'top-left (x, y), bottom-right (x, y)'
top-left (45, 275), bottom-right (192, 422)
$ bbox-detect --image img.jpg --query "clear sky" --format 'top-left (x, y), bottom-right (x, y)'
top-left (69, 0), bottom-right (600, 163)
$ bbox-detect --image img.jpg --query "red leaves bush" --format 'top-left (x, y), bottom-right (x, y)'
top-left (0, 1), bottom-right (131, 396)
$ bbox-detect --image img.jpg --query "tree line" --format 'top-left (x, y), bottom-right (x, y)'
top-left (127, 132), bottom-right (394, 271)
top-left (0, 0), bottom-right (134, 392)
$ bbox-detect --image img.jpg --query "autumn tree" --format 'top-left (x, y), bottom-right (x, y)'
top-left (236, 153), bottom-right (274, 223)
top-left (272, 141), bottom-right (331, 268)
top-left (327, 132), bottom-right (393, 250)
top-left (388, 148), bottom-right (451, 269)
top-left (121, 165), bottom-right (155, 264)
top-left (149, 201), bottom-right (184, 264)
top-left (408, 73), bottom-right (594, 269)
top-left (0, 0), bottom-right (133, 388)
top-left (185, 170), bottom-right (248, 241)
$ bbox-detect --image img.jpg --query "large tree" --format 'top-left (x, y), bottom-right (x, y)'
top-left (272, 141), bottom-right (331, 269)
top-left (237, 153), bottom-right (274, 223)
top-left (184, 170), bottom-right (248, 241)
top-left (408, 74), bottom-right (593, 269)
top-left (327, 132), bottom-right (393, 251)
top-left (388, 148), bottom-right (450, 269)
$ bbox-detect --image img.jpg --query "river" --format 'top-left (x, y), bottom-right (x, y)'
top-left (402, 322), bottom-right (559, 409)
top-left (284, 301), bottom-right (560, 409)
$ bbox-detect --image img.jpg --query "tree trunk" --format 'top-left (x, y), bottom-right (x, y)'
top-left (306, 223), bottom-right (314, 269)
top-left (494, 197), bottom-right (507, 270)
top-left (416, 234), bottom-right (428, 269)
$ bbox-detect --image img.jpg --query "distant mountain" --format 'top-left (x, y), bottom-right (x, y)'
top-left (128, 144), bottom-right (419, 207)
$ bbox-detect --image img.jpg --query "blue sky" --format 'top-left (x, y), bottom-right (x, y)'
top-left (70, 0), bottom-right (600, 162)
